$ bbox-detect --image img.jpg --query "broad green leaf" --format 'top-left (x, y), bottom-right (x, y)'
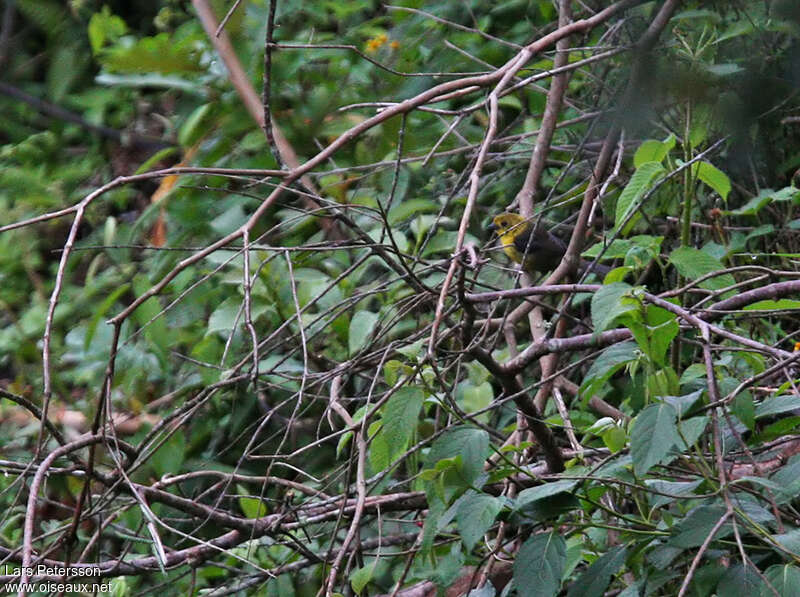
top-left (515, 479), bottom-right (579, 510)
top-left (717, 564), bottom-right (764, 596)
top-left (744, 299), bottom-right (800, 311)
top-left (732, 392), bottom-right (755, 430)
top-left (456, 491), bottom-right (504, 551)
top-left (668, 505), bottom-right (731, 548)
top-left (615, 162), bottom-right (664, 232)
top-left (350, 559), bottom-right (377, 594)
top-left (349, 310), bottom-right (379, 355)
top-left (581, 341), bottom-right (639, 397)
top-left (379, 386), bottom-right (425, 462)
top-left (387, 198), bottom-right (438, 225)
top-left (132, 275), bottom-right (169, 354)
top-left (426, 427), bottom-right (490, 487)
top-left (514, 532), bottom-right (567, 597)
top-left (633, 136), bottom-right (674, 167)
top-left (695, 161), bottom-right (731, 200)
top-left (566, 546), bottom-right (628, 597)
top-left (676, 416), bottom-right (708, 450)
top-left (207, 297), bottom-right (241, 336)
top-left (763, 564), bottom-right (800, 596)
top-left (631, 403), bottom-right (679, 476)
top-left (755, 395), bottom-right (800, 419)
top-left (645, 479), bottom-right (703, 508)
top-left (150, 431), bottom-right (185, 478)
top-left (669, 247), bottom-right (735, 291)
top-left (591, 282), bottom-right (637, 331)
top-left (774, 528), bottom-right (800, 554)
top-left (457, 380), bottom-right (493, 417)
top-left (582, 235), bottom-right (663, 259)
top-left (662, 389), bottom-right (704, 418)
top-left (238, 485), bottom-right (268, 519)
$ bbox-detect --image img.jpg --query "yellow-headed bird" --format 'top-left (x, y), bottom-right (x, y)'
top-left (488, 213), bottom-right (610, 276)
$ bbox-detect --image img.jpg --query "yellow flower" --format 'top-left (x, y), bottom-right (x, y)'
top-left (366, 33), bottom-right (388, 53)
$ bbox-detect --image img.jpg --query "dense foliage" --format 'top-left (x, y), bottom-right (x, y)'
top-left (3, 0), bottom-right (800, 595)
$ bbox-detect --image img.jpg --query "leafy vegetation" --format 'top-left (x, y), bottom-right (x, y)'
top-left (3, 1), bottom-right (800, 595)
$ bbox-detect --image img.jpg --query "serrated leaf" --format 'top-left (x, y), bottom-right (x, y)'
top-left (694, 161), bottom-right (731, 200)
top-left (349, 310), bottom-right (379, 355)
top-left (514, 532), bottom-right (567, 597)
top-left (755, 395), bottom-right (800, 419)
top-left (427, 427), bottom-right (490, 488)
top-left (566, 546), bottom-right (628, 597)
top-left (206, 297), bottom-right (241, 336)
top-left (717, 564), bottom-right (765, 596)
top-left (457, 492), bottom-right (504, 551)
top-left (581, 341), bottom-right (639, 397)
top-left (387, 198), bottom-right (438, 225)
top-left (743, 299), bottom-right (800, 311)
top-left (645, 479), bottom-right (703, 508)
top-left (762, 564), bottom-right (800, 596)
top-left (669, 247), bottom-right (735, 291)
top-left (378, 386), bottom-right (425, 462)
top-left (515, 479), bottom-right (578, 510)
top-left (634, 138), bottom-right (673, 167)
top-left (591, 282), bottom-right (637, 331)
top-left (631, 403), bottom-right (679, 476)
top-left (615, 162), bottom-right (664, 232)
top-left (668, 505), bottom-right (731, 548)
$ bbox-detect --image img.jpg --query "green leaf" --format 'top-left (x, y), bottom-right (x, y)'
top-left (349, 310), bottom-right (379, 355)
top-left (676, 416), bottom-right (708, 450)
top-left (733, 392), bottom-right (756, 430)
top-left (387, 198), bottom-right (438, 225)
top-left (456, 491), bottom-right (504, 551)
top-left (207, 297), bottom-right (241, 336)
top-left (694, 161), bottom-right (731, 200)
top-left (645, 479), bottom-right (703, 508)
top-left (633, 136), bottom-right (674, 167)
top-left (150, 431), bottom-right (185, 478)
top-left (601, 425), bottom-right (627, 453)
top-left (581, 341), bottom-right (639, 397)
top-left (762, 564), bottom-right (800, 596)
top-left (668, 505), bottom-right (731, 548)
top-left (755, 395), bottom-right (800, 419)
top-left (615, 162), bottom-right (664, 232)
top-left (566, 546), bottom-right (628, 597)
top-left (378, 386), bottom-right (425, 462)
top-left (591, 282), bottom-right (637, 332)
top-left (513, 532), bottom-right (567, 597)
top-left (85, 283), bottom-right (130, 351)
top-left (426, 427), bottom-right (490, 488)
top-left (515, 479), bottom-right (579, 510)
top-left (718, 564), bottom-right (765, 596)
top-left (631, 403), bottom-right (679, 476)
top-left (238, 485), bottom-right (268, 519)
top-left (661, 389), bottom-right (704, 419)
top-left (457, 380), bottom-right (493, 417)
top-left (88, 6), bottom-right (128, 54)
top-left (743, 299), bottom-right (800, 311)
top-left (350, 559), bottom-right (377, 594)
top-left (669, 247), bottom-right (735, 291)
top-left (132, 275), bottom-right (169, 355)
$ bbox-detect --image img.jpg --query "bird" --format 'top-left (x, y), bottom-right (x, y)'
top-left (488, 213), bottom-right (611, 277)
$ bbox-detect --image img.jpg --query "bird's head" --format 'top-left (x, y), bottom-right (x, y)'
top-left (488, 213), bottom-right (527, 236)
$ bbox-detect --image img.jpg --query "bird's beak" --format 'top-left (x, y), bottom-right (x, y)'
top-left (487, 222), bottom-right (498, 234)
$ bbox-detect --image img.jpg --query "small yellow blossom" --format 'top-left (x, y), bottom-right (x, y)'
top-left (366, 33), bottom-right (388, 53)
